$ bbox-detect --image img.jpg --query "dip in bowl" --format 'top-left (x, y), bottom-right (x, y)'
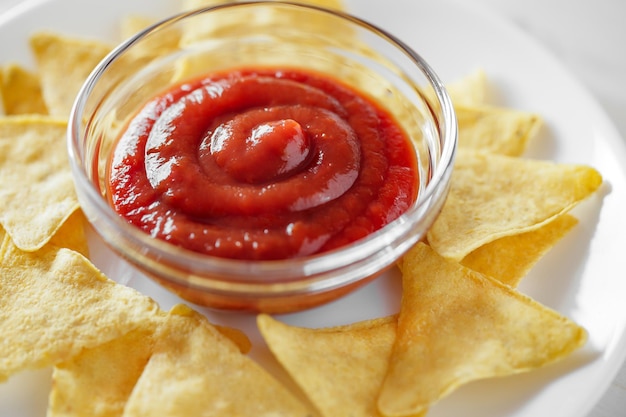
top-left (68, 1), bottom-right (457, 313)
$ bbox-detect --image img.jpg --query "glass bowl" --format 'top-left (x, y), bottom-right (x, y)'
top-left (68, 1), bottom-right (457, 313)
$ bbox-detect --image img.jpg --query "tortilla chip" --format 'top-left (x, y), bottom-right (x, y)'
top-left (48, 304), bottom-right (252, 417)
top-left (47, 209), bottom-right (90, 257)
top-left (122, 304), bottom-right (313, 417)
top-left (378, 243), bottom-right (587, 416)
top-left (30, 32), bottom-right (112, 117)
top-left (48, 319), bottom-right (160, 417)
top-left (0, 240), bottom-right (160, 382)
top-left (119, 15), bottom-right (181, 58)
top-left (0, 64), bottom-right (48, 115)
top-left (445, 69), bottom-right (488, 106)
top-left (174, 0), bottom-right (351, 81)
top-left (0, 116), bottom-right (79, 251)
top-left (456, 104), bottom-right (541, 156)
top-left (461, 213), bottom-right (578, 287)
top-left (213, 323), bottom-right (253, 354)
top-left (181, 0), bottom-right (344, 14)
top-left (427, 150), bottom-right (602, 261)
top-left (258, 314), bottom-right (399, 417)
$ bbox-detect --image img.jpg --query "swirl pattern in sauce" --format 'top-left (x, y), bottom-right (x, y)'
top-left (107, 68), bottom-right (418, 260)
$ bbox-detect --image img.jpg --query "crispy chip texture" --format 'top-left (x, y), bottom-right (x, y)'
top-left (456, 105), bottom-right (541, 156)
top-left (48, 321), bottom-right (160, 417)
top-left (0, 116), bottom-right (79, 251)
top-left (378, 243), bottom-right (587, 417)
top-left (427, 150), bottom-right (602, 261)
top-left (30, 32), bottom-right (112, 117)
top-left (47, 209), bottom-right (90, 257)
top-left (122, 305), bottom-right (313, 417)
top-left (173, 0), bottom-right (351, 82)
top-left (48, 305), bottom-right (252, 417)
top-left (119, 15), bottom-right (181, 58)
top-left (258, 314), bottom-right (401, 417)
top-left (0, 64), bottom-right (48, 115)
top-left (461, 213), bottom-right (578, 287)
top-left (0, 241), bottom-right (160, 382)
top-left (445, 69), bottom-right (488, 106)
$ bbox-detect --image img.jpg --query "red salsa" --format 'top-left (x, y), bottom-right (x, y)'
top-left (107, 68), bottom-right (418, 260)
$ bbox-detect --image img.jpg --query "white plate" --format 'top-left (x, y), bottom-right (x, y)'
top-left (2, 0), bottom-right (626, 416)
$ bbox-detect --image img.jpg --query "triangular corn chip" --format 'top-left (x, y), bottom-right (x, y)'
top-left (378, 243), bottom-right (587, 416)
top-left (461, 213), bottom-right (578, 287)
top-left (443, 68), bottom-right (488, 106)
top-left (427, 150), bottom-right (602, 261)
top-left (47, 209), bottom-right (90, 258)
top-left (48, 320), bottom-right (160, 417)
top-left (258, 314), bottom-right (404, 417)
top-left (48, 305), bottom-right (251, 417)
top-left (456, 104), bottom-right (541, 156)
top-left (30, 32), bottom-right (112, 117)
top-left (0, 239), bottom-right (160, 381)
top-left (174, 0), bottom-right (352, 82)
top-left (0, 116), bottom-right (79, 251)
top-left (0, 64), bottom-right (48, 115)
top-left (122, 305), bottom-right (313, 417)
top-left (119, 15), bottom-right (181, 58)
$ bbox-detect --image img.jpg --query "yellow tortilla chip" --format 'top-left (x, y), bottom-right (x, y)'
top-left (258, 314), bottom-right (399, 417)
top-left (0, 239), bottom-right (160, 382)
top-left (181, 0), bottom-right (344, 14)
top-left (0, 116), bottom-right (79, 251)
top-left (456, 104), bottom-right (542, 156)
top-left (30, 32), bottom-right (112, 117)
top-left (122, 304), bottom-right (313, 417)
top-left (48, 320), bottom-right (160, 417)
top-left (427, 150), bottom-right (602, 261)
top-left (0, 64), bottom-right (48, 115)
top-left (445, 69), bottom-right (488, 106)
top-left (47, 305), bottom-right (250, 417)
top-left (378, 243), bottom-right (587, 417)
top-left (47, 209), bottom-right (90, 257)
top-left (48, 305), bottom-right (251, 417)
top-left (461, 213), bottom-right (578, 287)
top-left (174, 0), bottom-right (351, 81)
top-left (119, 15), bottom-right (181, 58)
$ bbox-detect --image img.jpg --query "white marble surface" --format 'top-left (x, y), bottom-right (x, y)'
top-left (1, 0), bottom-right (624, 416)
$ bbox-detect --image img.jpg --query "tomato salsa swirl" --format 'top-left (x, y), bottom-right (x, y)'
top-left (107, 68), bottom-right (418, 260)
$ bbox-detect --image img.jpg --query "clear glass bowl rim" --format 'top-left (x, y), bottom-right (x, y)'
top-left (67, 0), bottom-right (458, 288)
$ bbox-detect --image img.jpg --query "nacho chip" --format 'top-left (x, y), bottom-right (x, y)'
top-left (48, 319), bottom-right (160, 417)
top-left (48, 305), bottom-right (251, 417)
top-left (258, 314), bottom-right (399, 417)
top-left (378, 243), bottom-right (587, 417)
top-left (122, 304), bottom-right (313, 417)
top-left (0, 241), bottom-right (160, 382)
top-left (213, 323), bottom-right (253, 354)
top-left (174, 0), bottom-right (351, 82)
top-left (445, 69), bottom-right (488, 106)
top-left (119, 15), bottom-right (181, 58)
top-left (461, 213), bottom-right (578, 287)
top-left (47, 209), bottom-right (90, 257)
top-left (0, 116), bottom-right (79, 251)
top-left (30, 32), bottom-right (112, 117)
top-left (456, 104), bottom-right (541, 156)
top-left (0, 64), bottom-right (48, 115)
top-left (427, 150), bottom-right (602, 261)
